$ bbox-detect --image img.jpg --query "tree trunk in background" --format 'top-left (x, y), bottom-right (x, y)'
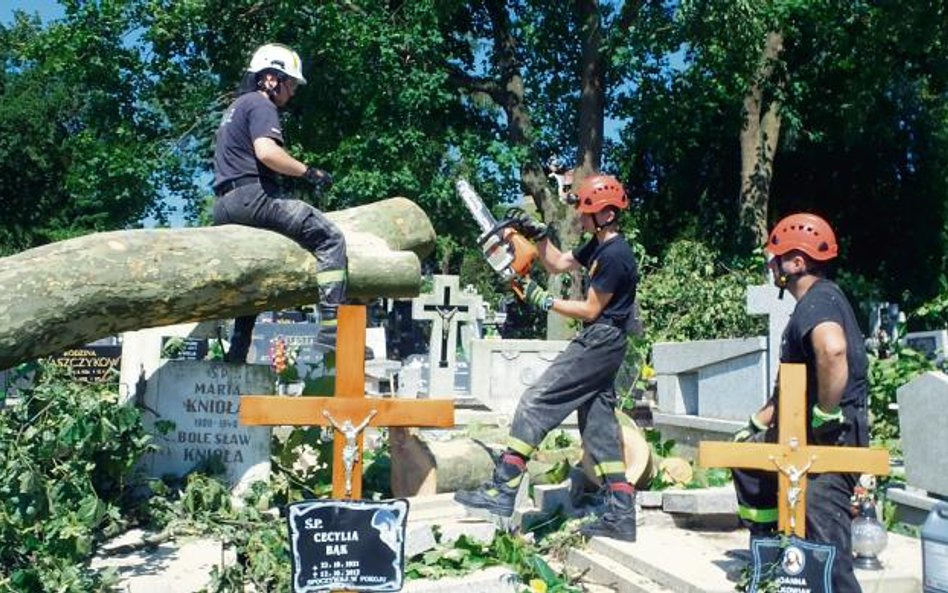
top-left (0, 197), bottom-right (434, 369)
top-left (739, 31), bottom-right (785, 250)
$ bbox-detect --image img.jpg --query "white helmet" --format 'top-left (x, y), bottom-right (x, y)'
top-left (247, 43), bottom-right (306, 84)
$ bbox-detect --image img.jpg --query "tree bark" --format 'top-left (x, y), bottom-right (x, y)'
top-left (739, 31), bottom-right (785, 250)
top-left (0, 197), bottom-right (434, 369)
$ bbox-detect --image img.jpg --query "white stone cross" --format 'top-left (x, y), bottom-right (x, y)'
top-left (746, 282), bottom-right (796, 392)
top-left (412, 275), bottom-right (482, 396)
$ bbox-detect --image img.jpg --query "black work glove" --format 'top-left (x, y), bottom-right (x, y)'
top-left (303, 167), bottom-right (333, 192)
top-left (733, 414), bottom-right (767, 442)
top-left (517, 215), bottom-right (549, 241)
top-left (505, 207), bottom-right (549, 241)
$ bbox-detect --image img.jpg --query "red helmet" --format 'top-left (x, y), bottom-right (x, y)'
top-left (573, 174), bottom-right (628, 214)
top-left (767, 213), bottom-right (838, 261)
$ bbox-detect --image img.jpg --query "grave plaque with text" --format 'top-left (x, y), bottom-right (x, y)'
top-left (142, 361), bottom-right (272, 495)
top-left (47, 345), bottom-right (121, 383)
top-left (750, 536), bottom-right (834, 593)
top-left (288, 499), bottom-right (408, 593)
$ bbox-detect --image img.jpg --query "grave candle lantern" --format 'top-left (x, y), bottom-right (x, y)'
top-left (852, 499), bottom-right (887, 570)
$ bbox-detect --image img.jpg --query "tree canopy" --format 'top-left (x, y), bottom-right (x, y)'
top-left (2, 0), bottom-right (946, 317)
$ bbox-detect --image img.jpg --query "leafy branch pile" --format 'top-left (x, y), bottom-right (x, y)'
top-left (0, 365), bottom-right (153, 592)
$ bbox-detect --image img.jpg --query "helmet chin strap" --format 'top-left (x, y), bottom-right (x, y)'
top-left (592, 208), bottom-right (616, 232)
top-left (773, 255), bottom-right (804, 299)
top-left (258, 72), bottom-right (287, 103)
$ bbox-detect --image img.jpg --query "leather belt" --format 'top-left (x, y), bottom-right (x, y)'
top-left (214, 176), bottom-right (275, 197)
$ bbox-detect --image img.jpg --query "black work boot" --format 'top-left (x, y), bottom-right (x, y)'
top-left (454, 454), bottom-right (526, 518)
top-left (225, 315), bottom-right (255, 363)
top-left (580, 485), bottom-right (637, 542)
top-left (315, 304), bottom-right (374, 360)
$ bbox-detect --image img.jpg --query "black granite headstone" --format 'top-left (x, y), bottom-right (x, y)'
top-left (47, 345), bottom-right (122, 383)
top-left (749, 536), bottom-right (835, 593)
top-left (287, 499), bottom-right (408, 593)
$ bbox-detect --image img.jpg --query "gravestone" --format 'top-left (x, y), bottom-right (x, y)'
top-left (896, 371), bottom-right (948, 513)
top-left (120, 322), bottom-right (273, 495)
top-left (46, 344), bottom-right (122, 383)
top-left (248, 317), bottom-right (327, 367)
top-left (652, 337), bottom-right (768, 420)
top-left (468, 338), bottom-right (569, 416)
top-left (141, 361), bottom-right (273, 496)
top-left (119, 322), bottom-right (220, 404)
top-left (746, 283), bottom-right (796, 391)
top-left (904, 330), bottom-right (948, 366)
top-left (411, 276), bottom-right (482, 396)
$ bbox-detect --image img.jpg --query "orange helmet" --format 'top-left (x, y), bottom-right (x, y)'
top-left (766, 213), bottom-right (838, 261)
top-left (573, 174), bottom-right (628, 214)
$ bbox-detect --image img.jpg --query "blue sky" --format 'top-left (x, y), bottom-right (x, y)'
top-left (4, 1), bottom-right (63, 25)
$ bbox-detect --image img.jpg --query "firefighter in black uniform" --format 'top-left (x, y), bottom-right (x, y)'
top-left (212, 43), bottom-right (345, 362)
top-left (454, 174), bottom-right (640, 542)
top-left (733, 212), bottom-right (870, 592)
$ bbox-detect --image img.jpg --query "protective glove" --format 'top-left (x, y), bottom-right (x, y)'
top-left (515, 215), bottom-right (549, 241)
top-left (505, 207), bottom-right (549, 241)
top-left (733, 414), bottom-right (767, 442)
top-left (811, 404), bottom-right (847, 444)
top-left (303, 167), bottom-right (333, 192)
top-left (522, 279), bottom-right (554, 312)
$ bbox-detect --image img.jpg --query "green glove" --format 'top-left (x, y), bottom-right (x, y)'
top-left (811, 404), bottom-right (846, 444)
top-left (733, 414), bottom-right (767, 442)
top-left (811, 404), bottom-right (844, 429)
top-left (523, 280), bottom-right (554, 311)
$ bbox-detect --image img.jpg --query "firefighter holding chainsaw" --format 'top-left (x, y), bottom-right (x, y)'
top-left (732, 213), bottom-right (869, 593)
top-left (212, 43), bottom-right (345, 362)
top-left (454, 174), bottom-right (640, 542)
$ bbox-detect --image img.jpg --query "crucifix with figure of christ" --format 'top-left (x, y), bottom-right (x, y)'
top-left (699, 363), bottom-right (889, 537)
top-left (411, 275), bottom-right (481, 395)
top-left (240, 305), bottom-right (455, 499)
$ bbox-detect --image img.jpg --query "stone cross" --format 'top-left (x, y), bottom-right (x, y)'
top-left (412, 275), bottom-right (482, 395)
top-left (240, 305), bottom-right (455, 499)
top-left (746, 283), bottom-right (796, 392)
top-left (698, 363), bottom-right (890, 536)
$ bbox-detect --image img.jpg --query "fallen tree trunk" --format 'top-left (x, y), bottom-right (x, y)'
top-left (0, 197), bottom-right (434, 369)
top-left (389, 420), bottom-right (656, 497)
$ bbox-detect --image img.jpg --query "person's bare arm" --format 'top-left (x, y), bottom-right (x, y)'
top-left (551, 284), bottom-right (613, 323)
top-left (253, 137), bottom-right (307, 177)
top-left (811, 321), bottom-right (848, 412)
top-left (537, 239), bottom-right (582, 274)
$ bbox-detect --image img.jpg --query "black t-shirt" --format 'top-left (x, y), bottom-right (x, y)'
top-left (780, 279), bottom-right (868, 407)
top-left (213, 92), bottom-right (284, 189)
top-left (572, 235), bottom-right (639, 329)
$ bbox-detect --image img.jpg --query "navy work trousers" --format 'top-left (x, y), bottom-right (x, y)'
top-left (213, 182), bottom-right (347, 362)
top-left (509, 323), bottom-right (628, 477)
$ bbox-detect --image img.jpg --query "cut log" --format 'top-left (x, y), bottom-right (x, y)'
top-left (389, 418), bottom-right (657, 497)
top-left (581, 421), bottom-right (658, 490)
top-left (0, 197), bottom-right (435, 368)
top-left (389, 428), bottom-right (496, 497)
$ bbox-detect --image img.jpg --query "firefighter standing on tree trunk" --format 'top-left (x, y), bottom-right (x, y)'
top-left (454, 174), bottom-right (640, 542)
top-left (732, 213), bottom-right (870, 593)
top-left (212, 43), bottom-right (346, 362)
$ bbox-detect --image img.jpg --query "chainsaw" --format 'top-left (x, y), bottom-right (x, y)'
top-left (456, 179), bottom-right (538, 297)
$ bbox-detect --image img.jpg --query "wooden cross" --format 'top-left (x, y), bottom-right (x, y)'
top-left (240, 305), bottom-right (455, 499)
top-left (698, 363), bottom-right (889, 537)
